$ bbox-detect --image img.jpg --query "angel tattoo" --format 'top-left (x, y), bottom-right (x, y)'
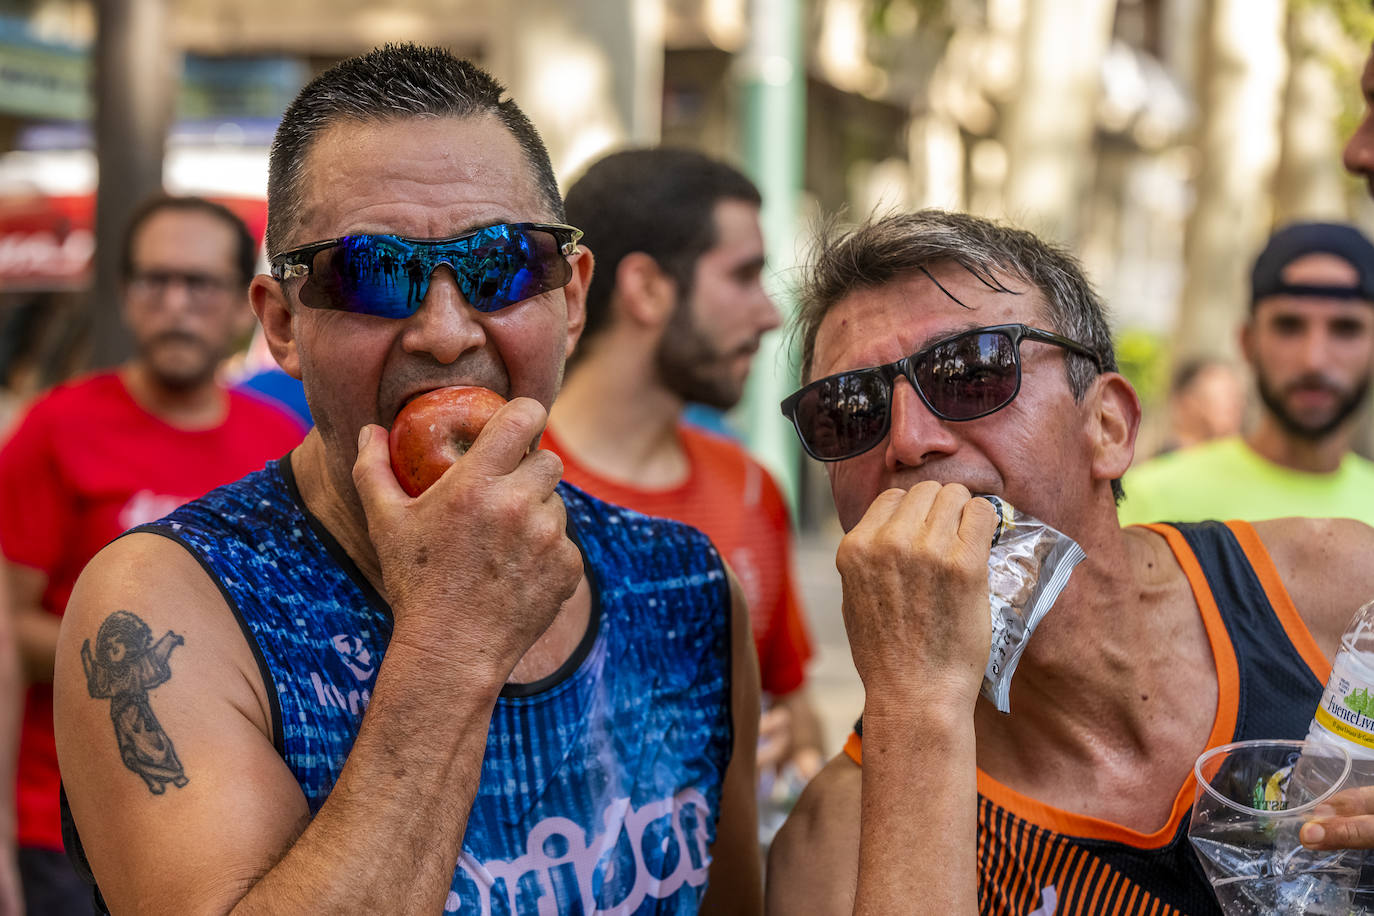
top-left (82, 610), bottom-right (188, 794)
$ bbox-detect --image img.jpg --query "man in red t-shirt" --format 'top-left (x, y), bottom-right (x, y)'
top-left (546, 149), bottom-right (821, 785)
top-left (0, 195), bottom-right (305, 914)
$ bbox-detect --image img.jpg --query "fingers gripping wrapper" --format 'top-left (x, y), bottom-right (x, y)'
top-left (980, 496), bottom-right (1086, 713)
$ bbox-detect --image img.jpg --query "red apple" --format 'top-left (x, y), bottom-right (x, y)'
top-left (389, 386), bottom-right (508, 496)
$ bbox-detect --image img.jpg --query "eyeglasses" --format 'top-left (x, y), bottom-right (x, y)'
top-left (269, 222), bottom-right (582, 318)
top-left (780, 323), bottom-right (1104, 462)
top-left (127, 270), bottom-right (239, 303)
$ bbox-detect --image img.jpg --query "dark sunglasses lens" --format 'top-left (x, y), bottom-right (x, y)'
top-left (456, 225), bottom-right (572, 312)
top-left (915, 331), bottom-right (1019, 419)
top-left (297, 236), bottom-right (419, 319)
top-left (794, 371), bottom-right (891, 460)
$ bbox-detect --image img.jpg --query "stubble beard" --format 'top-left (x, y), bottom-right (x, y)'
top-left (1255, 369), bottom-right (1373, 442)
top-left (653, 300), bottom-right (747, 411)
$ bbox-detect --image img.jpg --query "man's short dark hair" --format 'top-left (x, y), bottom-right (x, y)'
top-left (794, 209), bottom-right (1125, 502)
top-left (265, 43), bottom-right (562, 257)
top-left (120, 195), bottom-right (256, 284)
top-left (562, 148), bottom-right (761, 355)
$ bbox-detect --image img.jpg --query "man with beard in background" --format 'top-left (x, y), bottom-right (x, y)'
top-left (1119, 221), bottom-right (1374, 526)
top-left (544, 148), bottom-right (825, 786)
top-left (0, 195), bottom-right (304, 914)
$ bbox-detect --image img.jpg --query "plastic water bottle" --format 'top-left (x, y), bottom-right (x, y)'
top-left (1307, 599), bottom-right (1374, 780)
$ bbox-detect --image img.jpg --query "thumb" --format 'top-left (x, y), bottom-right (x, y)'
top-left (352, 424), bottom-right (407, 519)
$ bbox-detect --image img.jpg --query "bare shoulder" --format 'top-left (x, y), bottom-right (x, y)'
top-left (766, 752), bottom-right (861, 916)
top-left (1250, 517), bottom-right (1374, 654)
top-left (57, 531), bottom-right (268, 689)
top-left (55, 531), bottom-right (307, 913)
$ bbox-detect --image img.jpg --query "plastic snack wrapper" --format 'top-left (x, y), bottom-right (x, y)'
top-left (979, 495), bottom-right (1086, 713)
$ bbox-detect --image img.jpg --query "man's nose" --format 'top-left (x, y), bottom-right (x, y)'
top-left (883, 375), bottom-right (960, 470)
top-left (1344, 114), bottom-right (1374, 180)
top-left (757, 287), bottom-right (782, 334)
top-left (400, 267), bottom-right (486, 364)
top-left (1296, 324), bottom-right (1337, 368)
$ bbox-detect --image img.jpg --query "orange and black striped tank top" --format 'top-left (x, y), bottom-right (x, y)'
top-left (843, 521), bottom-right (1331, 916)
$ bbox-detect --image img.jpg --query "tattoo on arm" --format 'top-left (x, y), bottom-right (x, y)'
top-left (82, 610), bottom-right (188, 795)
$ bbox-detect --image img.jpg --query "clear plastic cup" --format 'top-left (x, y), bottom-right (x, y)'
top-left (1190, 739), bottom-right (1363, 914)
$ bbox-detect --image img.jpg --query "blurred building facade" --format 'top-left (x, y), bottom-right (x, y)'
top-left (0, 0), bottom-right (1371, 523)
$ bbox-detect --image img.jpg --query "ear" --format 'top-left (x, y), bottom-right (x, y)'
top-left (615, 251), bottom-right (677, 329)
top-left (561, 245), bottom-right (594, 360)
top-left (249, 274), bottom-right (301, 379)
top-left (1239, 318), bottom-right (1256, 365)
top-left (1088, 372), bottom-right (1142, 483)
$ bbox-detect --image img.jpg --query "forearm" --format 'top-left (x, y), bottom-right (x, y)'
top-left (854, 696), bottom-right (979, 916)
top-left (229, 634), bottom-right (506, 914)
top-left (0, 598), bottom-right (17, 839)
top-left (15, 608), bottom-right (58, 683)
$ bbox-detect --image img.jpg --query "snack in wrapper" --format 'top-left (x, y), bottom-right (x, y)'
top-left (979, 495), bottom-right (1086, 713)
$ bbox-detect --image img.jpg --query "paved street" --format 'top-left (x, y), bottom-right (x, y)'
top-left (793, 526), bottom-right (864, 755)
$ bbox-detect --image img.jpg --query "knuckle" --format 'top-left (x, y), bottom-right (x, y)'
top-left (489, 486), bottom-right (530, 524)
top-left (944, 482), bottom-right (973, 502)
top-left (534, 448), bottom-right (564, 479)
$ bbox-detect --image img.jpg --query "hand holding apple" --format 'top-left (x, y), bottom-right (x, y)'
top-left (388, 386), bottom-right (508, 496)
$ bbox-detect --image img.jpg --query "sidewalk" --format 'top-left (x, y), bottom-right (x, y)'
top-left (793, 527), bottom-right (864, 755)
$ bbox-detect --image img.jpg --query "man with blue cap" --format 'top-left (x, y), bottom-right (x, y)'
top-left (1119, 221), bottom-right (1374, 526)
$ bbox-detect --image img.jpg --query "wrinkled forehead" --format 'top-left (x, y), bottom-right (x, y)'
top-left (808, 263), bottom-right (1046, 379)
top-left (292, 114), bottom-right (551, 244)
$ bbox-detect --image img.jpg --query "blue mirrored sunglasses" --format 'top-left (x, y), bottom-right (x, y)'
top-left (270, 222), bottom-right (582, 318)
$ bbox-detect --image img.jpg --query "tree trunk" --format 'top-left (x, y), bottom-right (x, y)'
top-left (999, 0), bottom-right (1116, 247)
top-left (89, 0), bottom-right (174, 370)
top-left (1272, 3), bottom-right (1347, 224)
top-left (486, 0), bottom-right (663, 182)
top-left (1174, 0), bottom-right (1287, 363)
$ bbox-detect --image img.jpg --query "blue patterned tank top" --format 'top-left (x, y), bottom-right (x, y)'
top-left (137, 457), bottom-right (735, 914)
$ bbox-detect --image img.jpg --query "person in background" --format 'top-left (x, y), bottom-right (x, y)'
top-left (1119, 222), bottom-right (1374, 526)
top-left (1154, 356), bottom-right (1245, 456)
top-left (0, 194), bottom-right (305, 914)
top-left (545, 148), bottom-right (824, 786)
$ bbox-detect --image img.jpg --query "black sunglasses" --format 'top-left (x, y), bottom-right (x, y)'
top-left (270, 222), bottom-right (582, 318)
top-left (781, 323), bottom-right (1104, 462)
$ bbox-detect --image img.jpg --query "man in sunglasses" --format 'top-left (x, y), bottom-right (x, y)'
top-left (1120, 222), bottom-right (1374, 528)
top-left (765, 209), bottom-right (1374, 914)
top-left (544, 148), bottom-right (823, 794)
top-left (0, 194), bottom-right (306, 915)
top-left (53, 45), bottom-right (760, 914)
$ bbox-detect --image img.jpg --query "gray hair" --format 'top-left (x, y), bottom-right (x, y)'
top-left (265, 43), bottom-right (563, 257)
top-left (794, 209), bottom-right (1123, 501)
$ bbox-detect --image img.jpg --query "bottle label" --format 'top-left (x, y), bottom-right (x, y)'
top-left (1314, 654), bottom-right (1374, 750)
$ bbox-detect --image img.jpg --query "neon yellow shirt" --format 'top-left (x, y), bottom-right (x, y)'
top-left (1118, 436), bottom-right (1374, 526)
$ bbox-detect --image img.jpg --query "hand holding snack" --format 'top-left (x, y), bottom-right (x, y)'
top-left (979, 496), bottom-right (1085, 712)
top-left (837, 481), bottom-right (1000, 708)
